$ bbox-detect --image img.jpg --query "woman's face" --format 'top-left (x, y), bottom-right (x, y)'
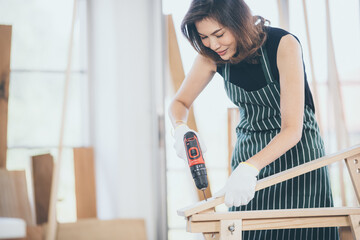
top-left (195, 18), bottom-right (237, 60)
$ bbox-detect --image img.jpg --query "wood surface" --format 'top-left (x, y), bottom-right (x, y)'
top-left (187, 216), bottom-right (350, 233)
top-left (178, 144), bottom-right (360, 217)
top-left (26, 225), bottom-right (44, 240)
top-left (46, 1), bottom-right (77, 239)
top-left (167, 14), bottom-right (212, 201)
top-left (0, 170), bottom-right (34, 225)
top-left (0, 25), bottom-right (12, 169)
top-left (220, 219), bottom-right (242, 240)
top-left (32, 154), bottom-right (54, 225)
top-left (73, 147), bottom-right (97, 219)
top-left (345, 154), bottom-right (360, 202)
top-left (191, 207), bottom-right (360, 222)
top-left (56, 218), bottom-right (147, 240)
top-left (349, 215), bottom-right (360, 239)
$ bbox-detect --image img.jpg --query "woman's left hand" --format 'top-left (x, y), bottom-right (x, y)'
top-left (213, 162), bottom-right (259, 207)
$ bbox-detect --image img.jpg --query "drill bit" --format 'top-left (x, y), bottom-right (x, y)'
top-left (202, 190), bottom-right (207, 201)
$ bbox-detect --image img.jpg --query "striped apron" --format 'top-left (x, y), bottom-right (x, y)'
top-left (223, 47), bottom-right (339, 240)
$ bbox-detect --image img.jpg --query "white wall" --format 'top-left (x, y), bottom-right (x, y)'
top-left (87, 1), bottom-right (166, 239)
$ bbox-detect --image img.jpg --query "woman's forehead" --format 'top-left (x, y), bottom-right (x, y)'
top-left (195, 18), bottom-right (223, 35)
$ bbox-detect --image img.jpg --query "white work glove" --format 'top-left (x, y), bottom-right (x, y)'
top-left (213, 162), bottom-right (259, 207)
top-left (173, 124), bottom-right (207, 162)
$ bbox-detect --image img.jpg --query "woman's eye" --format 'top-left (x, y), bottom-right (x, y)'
top-left (200, 36), bottom-right (208, 40)
top-left (216, 33), bottom-right (224, 38)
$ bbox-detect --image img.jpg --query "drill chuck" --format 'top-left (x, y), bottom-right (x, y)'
top-left (184, 132), bottom-right (208, 192)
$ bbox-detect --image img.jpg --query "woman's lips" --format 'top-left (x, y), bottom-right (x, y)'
top-left (217, 49), bottom-right (228, 56)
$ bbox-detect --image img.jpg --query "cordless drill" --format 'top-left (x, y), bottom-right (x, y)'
top-left (183, 131), bottom-right (208, 201)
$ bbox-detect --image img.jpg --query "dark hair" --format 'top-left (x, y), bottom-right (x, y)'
top-left (181, 0), bottom-right (268, 64)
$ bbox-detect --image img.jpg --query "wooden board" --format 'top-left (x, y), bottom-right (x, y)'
top-left (345, 154), bottom-right (360, 202)
top-left (349, 215), bottom-right (360, 239)
top-left (0, 170), bottom-right (34, 225)
top-left (191, 207), bottom-right (360, 222)
top-left (74, 148), bottom-right (97, 219)
top-left (32, 154), bottom-right (54, 225)
top-left (56, 218), bottom-right (147, 240)
top-left (178, 144), bottom-right (360, 217)
top-left (220, 219), bottom-right (242, 240)
top-left (0, 25), bottom-right (12, 169)
top-left (187, 216), bottom-right (350, 233)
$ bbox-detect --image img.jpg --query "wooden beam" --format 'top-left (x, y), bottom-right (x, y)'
top-left (345, 154), bottom-right (360, 203)
top-left (349, 215), bottom-right (360, 239)
top-left (178, 144), bottom-right (360, 217)
top-left (220, 219), bottom-right (242, 240)
top-left (187, 216), bottom-right (350, 233)
top-left (167, 14), bottom-right (212, 201)
top-left (32, 154), bottom-right (54, 225)
top-left (73, 147), bottom-right (97, 219)
top-left (191, 207), bottom-right (360, 222)
top-left (56, 218), bottom-right (147, 240)
top-left (0, 25), bottom-right (12, 169)
top-left (0, 170), bottom-right (34, 225)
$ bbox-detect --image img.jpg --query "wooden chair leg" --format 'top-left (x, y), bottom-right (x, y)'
top-left (203, 233), bottom-right (219, 240)
top-left (349, 215), bottom-right (360, 240)
top-left (219, 219), bottom-right (242, 240)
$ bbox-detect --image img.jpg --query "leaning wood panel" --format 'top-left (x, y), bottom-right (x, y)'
top-left (0, 25), bottom-right (12, 169)
top-left (57, 218), bottom-right (147, 240)
top-left (349, 215), bottom-right (360, 239)
top-left (178, 144), bottom-right (360, 217)
top-left (74, 147), bottom-right (97, 219)
top-left (32, 154), bottom-right (54, 225)
top-left (167, 14), bottom-right (211, 201)
top-left (0, 170), bottom-right (34, 225)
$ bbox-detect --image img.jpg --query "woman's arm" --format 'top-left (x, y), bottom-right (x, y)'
top-left (247, 34), bottom-right (305, 170)
top-left (168, 54), bottom-right (216, 128)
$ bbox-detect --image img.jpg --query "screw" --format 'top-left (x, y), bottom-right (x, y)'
top-left (228, 224), bottom-right (235, 235)
top-left (357, 168), bottom-right (360, 174)
top-left (354, 159), bottom-right (358, 164)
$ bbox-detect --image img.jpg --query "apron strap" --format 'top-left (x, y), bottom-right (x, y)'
top-left (224, 62), bottom-right (230, 82)
top-left (260, 46), bottom-right (275, 84)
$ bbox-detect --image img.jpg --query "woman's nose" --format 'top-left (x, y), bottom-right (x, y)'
top-left (209, 38), bottom-right (220, 51)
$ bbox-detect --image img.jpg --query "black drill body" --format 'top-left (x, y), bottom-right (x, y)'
top-left (183, 132), bottom-right (208, 192)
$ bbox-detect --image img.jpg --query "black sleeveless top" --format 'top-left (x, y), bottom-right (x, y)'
top-left (217, 26), bottom-right (315, 112)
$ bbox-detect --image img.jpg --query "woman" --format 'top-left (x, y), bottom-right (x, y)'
top-left (169, 0), bottom-right (338, 239)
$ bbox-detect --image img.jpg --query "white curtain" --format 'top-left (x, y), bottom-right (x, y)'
top-left (87, 1), bottom-right (166, 239)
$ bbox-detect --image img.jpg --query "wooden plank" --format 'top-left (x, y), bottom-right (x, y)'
top-left (188, 216), bottom-right (350, 233)
top-left (345, 154), bottom-right (360, 203)
top-left (191, 207), bottom-right (360, 222)
top-left (57, 218), bottom-right (147, 240)
top-left (349, 215), bottom-right (360, 240)
top-left (166, 14), bottom-right (212, 201)
top-left (73, 148), bottom-right (97, 219)
top-left (26, 225), bottom-right (44, 240)
top-left (0, 25), bottom-right (12, 169)
top-left (339, 226), bottom-right (355, 240)
top-left (0, 170), bottom-right (34, 225)
top-left (219, 219), bottom-right (242, 240)
top-left (32, 154), bottom-right (54, 225)
top-left (178, 144), bottom-right (360, 217)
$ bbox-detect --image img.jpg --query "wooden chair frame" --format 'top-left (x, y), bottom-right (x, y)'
top-left (178, 145), bottom-right (360, 240)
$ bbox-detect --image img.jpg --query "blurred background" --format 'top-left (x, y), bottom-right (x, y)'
top-left (0, 0), bottom-right (359, 239)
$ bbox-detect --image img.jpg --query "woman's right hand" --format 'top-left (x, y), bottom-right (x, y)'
top-left (173, 124), bottom-right (207, 162)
